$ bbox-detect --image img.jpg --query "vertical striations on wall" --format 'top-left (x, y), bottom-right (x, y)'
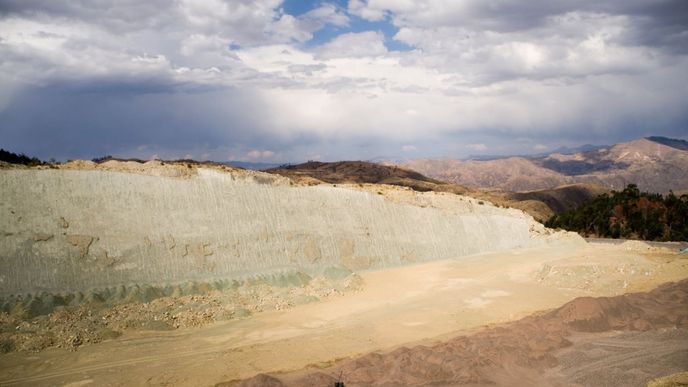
top-left (0, 168), bottom-right (557, 295)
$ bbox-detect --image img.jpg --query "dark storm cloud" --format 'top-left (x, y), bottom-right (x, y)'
top-left (388, 0), bottom-right (688, 53)
top-left (620, 1), bottom-right (688, 53)
top-left (0, 0), bottom-right (176, 33)
top-left (0, 80), bottom-right (279, 160)
top-left (391, 0), bottom-right (687, 29)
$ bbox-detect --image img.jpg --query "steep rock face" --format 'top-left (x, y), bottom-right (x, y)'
top-left (0, 168), bottom-right (563, 295)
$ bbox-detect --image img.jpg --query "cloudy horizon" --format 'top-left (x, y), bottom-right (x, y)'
top-left (1, 0), bottom-right (687, 163)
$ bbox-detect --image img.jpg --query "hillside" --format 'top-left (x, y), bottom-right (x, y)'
top-left (400, 137), bottom-right (688, 193)
top-left (509, 183), bottom-right (610, 215)
top-left (0, 160), bottom-right (558, 298)
top-left (266, 160), bottom-right (470, 194)
top-left (267, 161), bottom-right (608, 222)
top-left (646, 136), bottom-right (688, 151)
top-left (399, 157), bottom-right (569, 192)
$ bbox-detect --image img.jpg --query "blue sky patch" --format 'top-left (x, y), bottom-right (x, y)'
top-left (282, 0), bottom-right (413, 52)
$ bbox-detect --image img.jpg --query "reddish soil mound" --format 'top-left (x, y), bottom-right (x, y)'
top-left (233, 279), bottom-right (688, 386)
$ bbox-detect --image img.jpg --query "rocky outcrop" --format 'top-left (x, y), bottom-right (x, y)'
top-left (0, 166), bottom-right (574, 296)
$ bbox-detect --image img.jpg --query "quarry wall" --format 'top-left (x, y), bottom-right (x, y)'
top-left (1, 167), bottom-right (557, 295)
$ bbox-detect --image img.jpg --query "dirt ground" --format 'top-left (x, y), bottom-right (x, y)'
top-left (250, 279), bottom-right (688, 387)
top-left (0, 241), bottom-right (686, 386)
top-left (0, 272), bottom-right (364, 354)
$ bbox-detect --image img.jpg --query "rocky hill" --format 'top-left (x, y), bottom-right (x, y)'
top-left (399, 137), bottom-right (688, 193)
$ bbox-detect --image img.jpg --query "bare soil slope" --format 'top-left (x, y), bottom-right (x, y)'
top-left (236, 278), bottom-right (688, 387)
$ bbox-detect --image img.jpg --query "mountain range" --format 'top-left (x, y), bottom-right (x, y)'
top-left (397, 137), bottom-right (688, 194)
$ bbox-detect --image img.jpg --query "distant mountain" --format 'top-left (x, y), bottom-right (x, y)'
top-left (399, 137), bottom-right (688, 194)
top-left (547, 143), bottom-right (607, 155)
top-left (466, 143), bottom-right (607, 161)
top-left (224, 161), bottom-right (285, 170)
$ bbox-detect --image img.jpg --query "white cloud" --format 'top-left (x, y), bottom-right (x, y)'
top-left (177, 0), bottom-right (284, 43)
top-left (267, 13), bottom-right (312, 43)
top-left (0, 0), bottom-right (686, 161)
top-left (348, 0), bottom-right (385, 21)
top-left (533, 144), bottom-right (548, 151)
top-left (303, 4), bottom-right (350, 27)
top-left (401, 145), bottom-right (417, 152)
top-left (316, 31), bottom-right (387, 59)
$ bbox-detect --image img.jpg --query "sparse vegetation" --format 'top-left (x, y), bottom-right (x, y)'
top-left (0, 337), bottom-right (15, 353)
top-left (92, 155), bottom-right (114, 163)
top-left (0, 149), bottom-right (44, 166)
top-left (546, 184), bottom-right (688, 241)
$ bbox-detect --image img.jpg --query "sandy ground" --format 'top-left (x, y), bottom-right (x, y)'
top-left (259, 279), bottom-right (688, 387)
top-left (1, 241), bottom-right (687, 386)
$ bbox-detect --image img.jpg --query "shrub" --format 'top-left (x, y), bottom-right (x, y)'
top-left (545, 184), bottom-right (688, 241)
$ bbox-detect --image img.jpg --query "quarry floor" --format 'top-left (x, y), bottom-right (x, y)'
top-left (1, 241), bottom-right (687, 386)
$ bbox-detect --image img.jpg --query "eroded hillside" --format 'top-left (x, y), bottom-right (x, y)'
top-left (0, 160), bottom-right (565, 298)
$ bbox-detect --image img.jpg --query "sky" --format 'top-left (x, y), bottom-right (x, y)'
top-left (0, 0), bottom-right (687, 162)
